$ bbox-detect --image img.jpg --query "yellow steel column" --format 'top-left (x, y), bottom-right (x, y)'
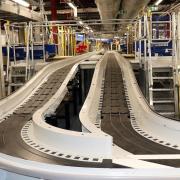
top-left (64, 26), bottom-right (67, 56)
top-left (61, 26), bottom-right (64, 56)
top-left (70, 27), bottom-right (73, 56)
top-left (73, 32), bottom-right (76, 56)
top-left (58, 25), bottom-right (61, 56)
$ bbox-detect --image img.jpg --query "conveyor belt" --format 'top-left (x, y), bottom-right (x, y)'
top-left (101, 53), bottom-right (180, 167)
top-left (0, 63), bottom-right (117, 168)
top-left (1, 53), bottom-right (180, 169)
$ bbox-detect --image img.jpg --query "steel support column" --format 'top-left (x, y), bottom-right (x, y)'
top-left (178, 11), bottom-right (180, 116)
top-left (72, 86), bottom-right (78, 115)
top-left (51, 0), bottom-right (58, 44)
top-left (65, 102), bottom-right (70, 130)
top-left (80, 69), bottom-right (85, 103)
top-left (0, 22), bottom-right (5, 98)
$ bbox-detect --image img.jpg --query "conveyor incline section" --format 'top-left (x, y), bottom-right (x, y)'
top-left (0, 54), bottom-right (111, 167)
top-left (101, 53), bottom-right (180, 167)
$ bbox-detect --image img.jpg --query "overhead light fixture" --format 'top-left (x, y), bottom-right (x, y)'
top-left (79, 20), bottom-right (83, 25)
top-left (67, 1), bottom-right (77, 17)
top-left (150, 5), bottom-right (159, 11)
top-left (11, 0), bottom-right (30, 7)
top-left (155, 0), bottom-right (163, 6)
top-left (67, 2), bottom-right (75, 9)
top-left (85, 26), bottom-right (90, 30)
top-left (114, 36), bottom-right (119, 39)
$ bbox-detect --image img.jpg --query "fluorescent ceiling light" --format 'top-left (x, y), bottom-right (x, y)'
top-left (67, 2), bottom-right (77, 17)
top-left (155, 0), bottom-right (163, 6)
top-left (67, 2), bottom-right (75, 9)
top-left (12, 0), bottom-right (30, 7)
top-left (79, 20), bottom-right (83, 25)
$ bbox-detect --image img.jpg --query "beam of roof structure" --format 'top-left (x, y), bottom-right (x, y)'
top-left (44, 8), bottom-right (98, 15)
top-left (28, 0), bottom-right (39, 6)
top-left (0, 0), bottom-right (43, 21)
top-left (120, 0), bottom-right (151, 19)
top-left (95, 0), bottom-right (121, 31)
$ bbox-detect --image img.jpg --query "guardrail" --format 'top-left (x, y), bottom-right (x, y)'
top-left (79, 53), bottom-right (108, 133)
top-left (0, 53), bottom-right (94, 119)
top-left (115, 52), bottom-right (180, 149)
top-left (0, 152), bottom-right (179, 179)
top-left (32, 60), bottom-right (112, 159)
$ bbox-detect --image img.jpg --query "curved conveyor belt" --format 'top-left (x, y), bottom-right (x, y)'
top-left (0, 58), bottom-right (113, 168)
top-left (1, 52), bottom-right (180, 179)
top-left (101, 53), bottom-right (180, 167)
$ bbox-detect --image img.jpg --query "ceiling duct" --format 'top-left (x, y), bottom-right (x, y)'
top-left (95, 0), bottom-right (150, 37)
top-left (95, 0), bottom-right (121, 31)
top-left (120, 0), bottom-right (151, 19)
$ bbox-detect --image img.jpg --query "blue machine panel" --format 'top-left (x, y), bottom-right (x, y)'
top-left (76, 34), bottom-right (84, 42)
top-left (45, 44), bottom-right (57, 58)
top-left (2, 46), bottom-right (25, 61)
top-left (135, 40), bottom-right (172, 56)
top-left (120, 44), bottom-right (127, 52)
top-left (2, 44), bottom-right (56, 61)
top-left (151, 40), bottom-right (172, 56)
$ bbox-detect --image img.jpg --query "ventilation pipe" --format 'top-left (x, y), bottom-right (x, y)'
top-left (120, 0), bottom-right (151, 19)
top-left (95, 0), bottom-right (121, 31)
top-left (95, 0), bottom-right (150, 36)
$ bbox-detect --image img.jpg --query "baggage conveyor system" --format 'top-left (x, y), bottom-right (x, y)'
top-left (0, 51), bottom-right (180, 179)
